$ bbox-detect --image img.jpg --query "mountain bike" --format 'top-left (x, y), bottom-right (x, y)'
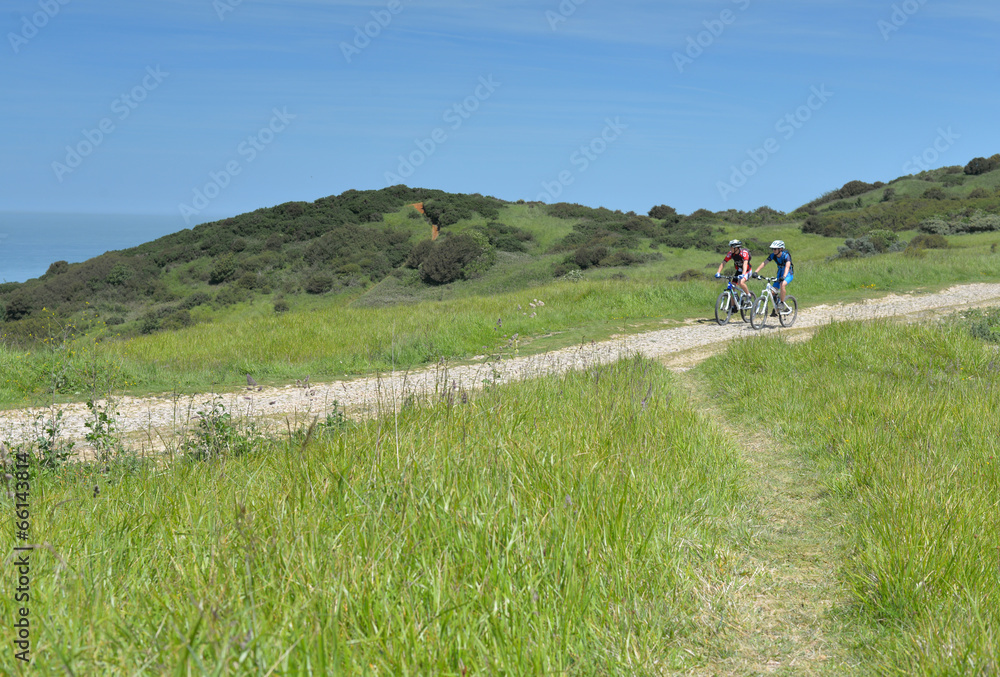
top-left (749, 275), bottom-right (797, 329)
top-left (714, 275), bottom-right (756, 325)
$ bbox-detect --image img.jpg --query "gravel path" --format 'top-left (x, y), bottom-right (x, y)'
top-left (3, 282), bottom-right (999, 457)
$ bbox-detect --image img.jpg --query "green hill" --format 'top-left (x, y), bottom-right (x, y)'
top-left (1, 154), bottom-right (999, 349)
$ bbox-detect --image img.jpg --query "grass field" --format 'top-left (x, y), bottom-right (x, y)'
top-left (2, 306), bottom-right (999, 672)
top-left (701, 320), bottom-right (1000, 674)
top-left (1, 357), bottom-right (752, 674)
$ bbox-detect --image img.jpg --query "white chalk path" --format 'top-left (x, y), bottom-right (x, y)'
top-left (3, 282), bottom-right (999, 456)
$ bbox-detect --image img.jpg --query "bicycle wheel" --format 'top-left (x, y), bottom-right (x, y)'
top-left (750, 294), bottom-right (768, 329)
top-left (715, 291), bottom-right (734, 325)
top-left (740, 292), bottom-right (756, 323)
top-left (778, 295), bottom-right (798, 327)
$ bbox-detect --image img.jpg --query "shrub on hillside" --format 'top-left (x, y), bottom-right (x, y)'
top-left (3, 295), bottom-right (32, 321)
top-left (547, 202), bottom-right (603, 220)
top-left (919, 210), bottom-right (1000, 235)
top-left (474, 221), bottom-right (535, 253)
top-left (573, 245), bottom-right (609, 269)
top-left (922, 187), bottom-right (947, 200)
top-left (648, 205), bottom-right (680, 222)
top-left (405, 239), bottom-right (436, 269)
top-left (160, 309), bottom-right (194, 332)
top-left (672, 269), bottom-right (704, 281)
top-left (686, 208), bottom-right (715, 221)
top-left (801, 179), bottom-right (882, 211)
top-left (964, 154), bottom-right (1000, 176)
top-left (214, 285), bottom-right (250, 307)
top-left (179, 291), bottom-right (212, 309)
top-left (834, 230), bottom-right (906, 259)
top-left (908, 233), bottom-right (948, 250)
top-left (45, 260), bottom-right (70, 277)
top-left (418, 233), bottom-right (492, 284)
top-left (209, 253), bottom-right (238, 285)
top-left (304, 274), bottom-right (335, 294)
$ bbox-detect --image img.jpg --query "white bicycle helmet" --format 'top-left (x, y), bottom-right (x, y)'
top-left (769, 240), bottom-right (785, 249)
top-left (729, 239), bottom-right (742, 247)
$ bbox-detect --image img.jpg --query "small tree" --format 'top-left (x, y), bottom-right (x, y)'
top-left (419, 234), bottom-right (484, 284)
top-left (648, 205), bottom-right (679, 223)
top-left (964, 155), bottom-right (1000, 176)
top-left (208, 253), bottom-right (238, 284)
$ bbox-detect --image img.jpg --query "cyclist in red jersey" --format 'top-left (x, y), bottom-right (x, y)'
top-left (715, 239), bottom-right (752, 300)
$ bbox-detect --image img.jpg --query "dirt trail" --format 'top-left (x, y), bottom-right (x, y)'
top-left (676, 371), bottom-right (857, 675)
top-left (2, 282), bottom-right (1000, 455)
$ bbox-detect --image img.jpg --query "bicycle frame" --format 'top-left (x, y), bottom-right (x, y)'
top-left (750, 275), bottom-right (797, 329)
top-left (715, 275), bottom-right (754, 325)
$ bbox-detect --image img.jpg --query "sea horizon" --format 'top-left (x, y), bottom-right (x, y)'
top-left (0, 211), bottom-right (229, 284)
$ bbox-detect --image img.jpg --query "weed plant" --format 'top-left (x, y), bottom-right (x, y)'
top-left (702, 321), bottom-right (1000, 673)
top-left (0, 357), bottom-right (749, 674)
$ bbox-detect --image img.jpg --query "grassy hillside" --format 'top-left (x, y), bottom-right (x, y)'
top-left (2, 158), bottom-right (1000, 672)
top-left (1, 158), bottom-right (999, 405)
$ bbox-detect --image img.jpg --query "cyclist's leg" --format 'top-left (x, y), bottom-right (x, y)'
top-left (780, 273), bottom-right (793, 304)
top-left (737, 276), bottom-right (750, 296)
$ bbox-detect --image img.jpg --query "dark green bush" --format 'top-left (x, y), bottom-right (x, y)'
top-left (208, 254), bottom-right (238, 285)
top-left (45, 261), bottom-right (70, 277)
top-left (573, 246), bottom-right (609, 269)
top-left (304, 274), bottom-right (335, 294)
top-left (214, 285), bottom-right (250, 307)
top-left (179, 292), bottom-right (212, 309)
top-left (909, 233), bottom-right (948, 250)
top-left (648, 205), bottom-right (680, 222)
top-left (964, 155), bottom-right (1000, 176)
top-left (405, 239), bottom-right (436, 269)
top-left (419, 233), bottom-right (486, 284)
top-left (160, 309), bottom-right (194, 332)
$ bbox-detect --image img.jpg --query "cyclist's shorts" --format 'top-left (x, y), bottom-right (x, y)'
top-left (772, 273), bottom-right (793, 289)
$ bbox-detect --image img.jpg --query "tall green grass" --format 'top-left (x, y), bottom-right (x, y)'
top-left (0, 357), bottom-right (749, 674)
top-left (701, 321), bottom-right (1000, 673)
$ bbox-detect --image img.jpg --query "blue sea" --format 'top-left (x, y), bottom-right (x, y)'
top-left (0, 212), bottom-right (222, 283)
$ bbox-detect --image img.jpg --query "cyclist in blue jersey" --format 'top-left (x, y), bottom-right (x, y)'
top-left (715, 239), bottom-right (752, 303)
top-left (754, 240), bottom-right (793, 311)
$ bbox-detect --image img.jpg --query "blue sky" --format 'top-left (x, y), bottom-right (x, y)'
top-left (2, 0), bottom-right (998, 225)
